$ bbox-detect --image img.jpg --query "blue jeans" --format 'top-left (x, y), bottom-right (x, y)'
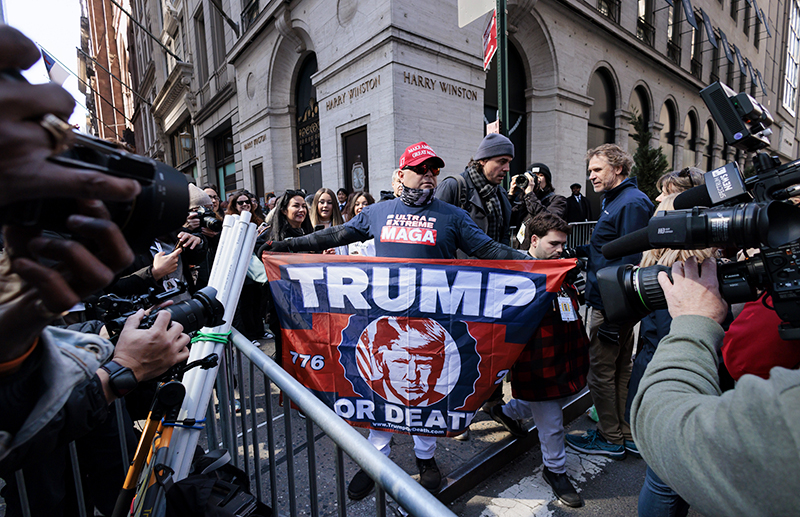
top-left (638, 466), bottom-right (690, 517)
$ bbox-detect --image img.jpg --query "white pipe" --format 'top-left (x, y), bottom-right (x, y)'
top-left (167, 211), bottom-right (256, 480)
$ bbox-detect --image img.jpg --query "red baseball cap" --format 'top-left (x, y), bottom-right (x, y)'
top-left (399, 141), bottom-right (446, 169)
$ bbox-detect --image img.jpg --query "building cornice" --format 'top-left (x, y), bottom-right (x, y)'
top-left (152, 61), bottom-right (195, 120)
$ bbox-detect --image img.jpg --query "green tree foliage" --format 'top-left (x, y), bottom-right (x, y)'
top-left (630, 110), bottom-right (669, 202)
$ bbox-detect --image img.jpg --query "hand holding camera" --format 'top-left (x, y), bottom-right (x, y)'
top-left (0, 199), bottom-right (134, 361)
top-left (657, 257), bottom-right (728, 324)
top-left (0, 26), bottom-right (141, 209)
top-left (510, 172), bottom-right (536, 197)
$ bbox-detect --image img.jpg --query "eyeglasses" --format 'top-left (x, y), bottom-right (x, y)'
top-left (208, 194), bottom-right (219, 200)
top-left (285, 189), bottom-right (307, 198)
top-left (237, 200), bottom-right (251, 206)
top-left (403, 163), bottom-right (440, 177)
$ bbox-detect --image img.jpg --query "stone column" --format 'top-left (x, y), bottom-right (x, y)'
top-left (674, 130), bottom-right (687, 170)
top-left (711, 142), bottom-right (723, 170)
top-left (695, 137), bottom-right (707, 170)
top-left (616, 108), bottom-right (632, 152)
top-left (650, 121), bottom-right (664, 150)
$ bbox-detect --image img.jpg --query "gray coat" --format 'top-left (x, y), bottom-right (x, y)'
top-left (435, 170), bottom-right (512, 249)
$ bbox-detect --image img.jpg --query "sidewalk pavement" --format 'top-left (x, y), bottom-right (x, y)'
top-left (448, 413), bottom-right (705, 517)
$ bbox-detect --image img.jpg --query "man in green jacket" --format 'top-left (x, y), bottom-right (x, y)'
top-left (631, 257), bottom-right (800, 517)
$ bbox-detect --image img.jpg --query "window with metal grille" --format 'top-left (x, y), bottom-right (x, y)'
top-left (783, 0), bottom-right (800, 115)
top-left (667, 2), bottom-right (682, 65)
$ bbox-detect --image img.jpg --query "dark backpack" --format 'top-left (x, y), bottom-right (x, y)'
top-left (165, 449), bottom-right (272, 517)
top-left (442, 174), bottom-right (469, 209)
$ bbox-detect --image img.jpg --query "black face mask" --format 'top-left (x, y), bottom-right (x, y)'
top-left (399, 184), bottom-right (435, 207)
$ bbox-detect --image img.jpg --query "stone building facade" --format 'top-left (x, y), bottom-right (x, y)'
top-left (101, 0), bottom-right (797, 210)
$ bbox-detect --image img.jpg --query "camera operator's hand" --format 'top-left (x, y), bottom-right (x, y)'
top-left (176, 231), bottom-right (201, 250)
top-left (0, 26), bottom-right (141, 208)
top-left (152, 247), bottom-right (182, 281)
top-left (0, 200), bottom-right (133, 362)
top-left (183, 211), bottom-right (200, 231)
top-left (658, 257), bottom-right (728, 324)
top-left (112, 310), bottom-right (190, 382)
top-left (201, 227), bottom-right (220, 239)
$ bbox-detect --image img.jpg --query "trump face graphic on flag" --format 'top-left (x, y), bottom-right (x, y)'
top-left (356, 316), bottom-right (460, 407)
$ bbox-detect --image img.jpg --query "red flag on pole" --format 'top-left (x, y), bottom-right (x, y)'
top-left (483, 9), bottom-right (497, 71)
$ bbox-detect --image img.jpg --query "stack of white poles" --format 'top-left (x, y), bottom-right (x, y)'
top-left (166, 211), bottom-right (258, 481)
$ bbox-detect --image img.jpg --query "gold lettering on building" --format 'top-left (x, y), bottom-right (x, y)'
top-left (325, 75), bottom-right (381, 111)
top-left (243, 134), bottom-right (267, 150)
top-left (402, 70), bottom-right (477, 101)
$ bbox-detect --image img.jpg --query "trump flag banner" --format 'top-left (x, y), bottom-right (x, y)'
top-left (263, 253), bottom-right (577, 437)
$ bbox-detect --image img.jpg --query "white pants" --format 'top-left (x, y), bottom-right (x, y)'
top-left (367, 429), bottom-right (437, 460)
top-left (503, 398), bottom-right (567, 473)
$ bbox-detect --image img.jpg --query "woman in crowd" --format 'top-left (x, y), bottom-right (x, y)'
top-left (310, 187), bottom-right (347, 254)
top-left (266, 190), bottom-right (314, 362)
top-left (226, 189), bottom-right (264, 226)
top-left (625, 167), bottom-right (715, 517)
top-left (202, 184), bottom-right (224, 218)
top-left (268, 190), bottom-right (313, 241)
top-left (345, 191), bottom-right (376, 256)
top-left (225, 189), bottom-right (267, 342)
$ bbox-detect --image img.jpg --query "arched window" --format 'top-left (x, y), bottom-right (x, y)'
top-left (295, 54), bottom-right (319, 164)
top-left (295, 54), bottom-right (322, 193)
top-left (683, 112), bottom-right (698, 168)
top-left (704, 120), bottom-right (715, 171)
top-left (628, 86), bottom-right (650, 154)
top-left (484, 42), bottom-right (527, 179)
top-left (659, 100), bottom-right (677, 170)
top-left (588, 69), bottom-right (616, 149)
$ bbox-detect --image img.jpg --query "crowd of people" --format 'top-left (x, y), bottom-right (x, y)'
top-left (0, 21), bottom-right (798, 517)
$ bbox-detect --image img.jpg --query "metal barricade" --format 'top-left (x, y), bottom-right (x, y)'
top-left (208, 329), bottom-right (458, 517)
top-left (5, 327), bottom-right (456, 517)
top-left (567, 221), bottom-right (596, 248)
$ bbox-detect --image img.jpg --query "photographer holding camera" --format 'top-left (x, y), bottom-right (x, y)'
top-left (630, 256), bottom-right (799, 516)
top-left (507, 163), bottom-right (567, 250)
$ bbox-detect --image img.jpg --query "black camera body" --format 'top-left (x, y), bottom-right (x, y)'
top-left (104, 286), bottom-right (225, 343)
top-left (597, 81), bottom-right (800, 339)
top-left (194, 206), bottom-right (223, 233)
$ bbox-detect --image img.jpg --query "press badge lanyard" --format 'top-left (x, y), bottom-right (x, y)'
top-left (555, 287), bottom-right (578, 322)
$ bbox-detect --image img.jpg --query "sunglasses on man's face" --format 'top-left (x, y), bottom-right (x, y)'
top-left (404, 163), bottom-right (440, 177)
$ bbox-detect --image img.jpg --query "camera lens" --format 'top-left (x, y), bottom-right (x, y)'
top-left (164, 286), bottom-right (225, 333)
top-left (597, 264), bottom-right (670, 324)
top-left (631, 265), bottom-right (670, 313)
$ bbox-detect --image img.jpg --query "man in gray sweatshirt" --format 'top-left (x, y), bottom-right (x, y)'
top-left (631, 257), bottom-right (800, 517)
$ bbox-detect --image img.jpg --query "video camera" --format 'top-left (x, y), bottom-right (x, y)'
top-left (597, 81), bottom-right (800, 339)
top-left (0, 131), bottom-right (190, 251)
